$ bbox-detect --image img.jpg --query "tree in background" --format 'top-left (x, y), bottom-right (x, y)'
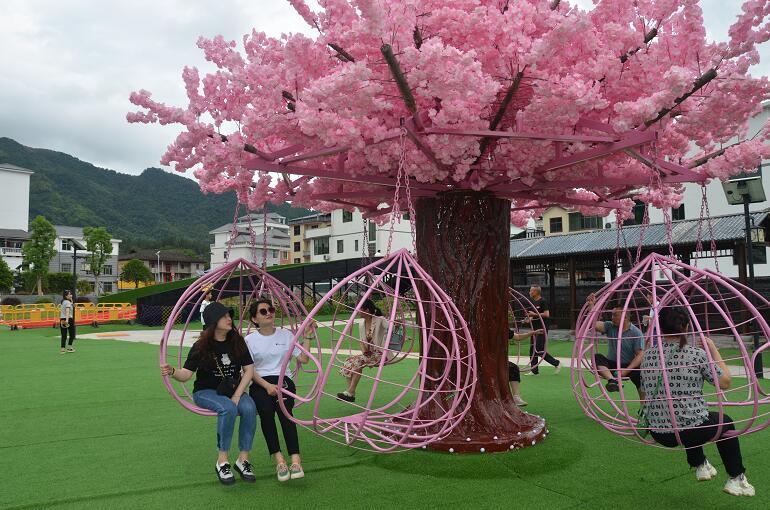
top-left (76, 279), bottom-right (93, 297)
top-left (22, 215), bottom-right (57, 296)
top-left (130, 0), bottom-right (770, 452)
top-left (0, 259), bottom-right (13, 293)
top-left (120, 259), bottom-right (155, 289)
top-left (83, 227), bottom-right (113, 297)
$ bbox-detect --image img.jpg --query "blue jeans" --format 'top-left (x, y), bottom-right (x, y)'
top-left (193, 390), bottom-right (257, 453)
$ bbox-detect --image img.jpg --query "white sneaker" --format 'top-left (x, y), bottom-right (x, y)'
top-left (215, 461), bottom-right (235, 485)
top-left (554, 364), bottom-right (561, 375)
top-left (695, 460), bottom-right (717, 481)
top-left (724, 474), bottom-right (755, 497)
top-left (513, 395), bottom-right (528, 407)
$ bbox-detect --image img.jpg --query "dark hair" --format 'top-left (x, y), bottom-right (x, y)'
top-left (362, 299), bottom-right (383, 316)
top-left (62, 290), bottom-right (72, 300)
top-left (659, 306), bottom-right (690, 349)
top-left (196, 326), bottom-right (248, 368)
top-left (249, 298), bottom-right (274, 322)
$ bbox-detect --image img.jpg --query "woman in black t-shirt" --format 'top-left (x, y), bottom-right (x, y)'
top-left (160, 302), bottom-right (257, 486)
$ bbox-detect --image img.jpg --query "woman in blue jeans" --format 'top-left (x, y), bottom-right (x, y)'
top-left (161, 302), bottom-right (257, 486)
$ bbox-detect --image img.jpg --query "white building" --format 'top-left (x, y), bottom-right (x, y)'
top-left (51, 226), bottom-right (122, 294)
top-left (0, 163), bottom-right (33, 271)
top-left (210, 212), bottom-right (291, 269)
top-left (301, 209), bottom-right (413, 264)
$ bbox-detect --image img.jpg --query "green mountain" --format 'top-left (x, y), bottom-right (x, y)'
top-left (0, 137), bottom-right (312, 259)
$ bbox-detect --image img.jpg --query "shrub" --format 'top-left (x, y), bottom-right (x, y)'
top-left (1, 297), bottom-right (21, 306)
top-left (47, 273), bottom-right (75, 294)
top-left (35, 297), bottom-right (54, 304)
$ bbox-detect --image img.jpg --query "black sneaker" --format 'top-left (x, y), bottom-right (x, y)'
top-left (216, 462), bottom-right (235, 485)
top-left (234, 459), bottom-right (256, 482)
top-left (336, 392), bottom-right (355, 402)
top-left (606, 379), bottom-right (620, 392)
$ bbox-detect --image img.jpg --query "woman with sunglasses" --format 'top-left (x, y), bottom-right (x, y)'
top-left (245, 299), bottom-right (314, 482)
top-left (160, 302), bottom-right (257, 486)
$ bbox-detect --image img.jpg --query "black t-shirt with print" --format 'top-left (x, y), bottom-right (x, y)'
top-left (532, 297), bottom-right (549, 331)
top-left (183, 337), bottom-right (253, 393)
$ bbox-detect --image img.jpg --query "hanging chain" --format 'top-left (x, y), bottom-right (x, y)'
top-left (225, 200), bottom-right (242, 264)
top-left (385, 125), bottom-right (407, 257)
top-left (262, 207), bottom-right (269, 270)
top-left (702, 184), bottom-right (720, 272)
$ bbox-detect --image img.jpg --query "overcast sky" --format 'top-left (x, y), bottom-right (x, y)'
top-left (0, 0), bottom-right (766, 176)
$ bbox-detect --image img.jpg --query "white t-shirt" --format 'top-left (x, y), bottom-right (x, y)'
top-left (245, 328), bottom-right (300, 378)
top-left (60, 299), bottom-right (73, 319)
top-left (200, 300), bottom-right (210, 325)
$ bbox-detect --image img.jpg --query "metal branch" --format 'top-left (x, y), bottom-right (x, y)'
top-left (381, 44), bottom-right (417, 113)
top-left (620, 28), bottom-right (658, 63)
top-left (328, 43), bottom-right (355, 62)
top-left (413, 26), bottom-right (423, 49)
top-left (644, 68), bottom-right (717, 127)
top-left (476, 70), bottom-right (525, 161)
top-left (550, 0), bottom-right (560, 10)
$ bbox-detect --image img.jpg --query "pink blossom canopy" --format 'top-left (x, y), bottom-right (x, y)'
top-left (128, 0), bottom-right (770, 225)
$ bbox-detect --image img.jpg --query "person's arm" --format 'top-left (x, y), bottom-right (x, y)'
top-left (231, 364), bottom-right (254, 404)
top-left (295, 324), bottom-right (315, 364)
top-left (510, 329), bottom-right (544, 343)
top-left (253, 370), bottom-right (278, 396)
top-left (160, 364), bottom-right (194, 382)
top-left (703, 337), bottom-right (731, 389)
top-left (619, 348), bottom-right (644, 378)
top-left (585, 293), bottom-right (605, 332)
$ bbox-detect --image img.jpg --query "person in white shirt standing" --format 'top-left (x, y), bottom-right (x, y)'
top-left (200, 291), bottom-right (213, 327)
top-left (245, 299), bottom-right (314, 482)
top-left (59, 290), bottom-right (76, 354)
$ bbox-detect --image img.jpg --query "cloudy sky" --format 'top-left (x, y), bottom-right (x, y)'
top-left (0, 0), bottom-right (766, 177)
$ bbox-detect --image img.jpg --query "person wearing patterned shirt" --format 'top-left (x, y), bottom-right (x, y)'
top-left (640, 306), bottom-right (754, 497)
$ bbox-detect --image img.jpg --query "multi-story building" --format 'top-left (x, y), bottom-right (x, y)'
top-left (290, 209), bottom-right (413, 264)
top-left (51, 226), bottom-right (121, 294)
top-left (117, 249), bottom-right (207, 288)
top-left (288, 213), bottom-right (331, 264)
top-left (210, 212), bottom-right (291, 269)
top-left (540, 207), bottom-right (607, 236)
top-left (0, 163), bottom-right (32, 271)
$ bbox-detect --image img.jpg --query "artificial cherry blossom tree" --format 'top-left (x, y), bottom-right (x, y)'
top-left (129, 0), bottom-right (770, 452)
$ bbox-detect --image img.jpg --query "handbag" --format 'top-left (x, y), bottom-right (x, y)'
top-left (213, 354), bottom-right (238, 398)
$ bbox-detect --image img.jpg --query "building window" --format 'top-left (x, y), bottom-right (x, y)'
top-left (337, 239), bottom-right (344, 253)
top-left (626, 200), bottom-right (646, 226)
top-left (549, 217), bottom-right (563, 233)
top-left (102, 282), bottom-right (113, 293)
top-left (314, 237), bottom-right (330, 255)
top-left (672, 204), bottom-right (685, 221)
top-left (342, 210), bottom-right (353, 223)
top-left (294, 241), bottom-right (301, 251)
top-left (282, 251), bottom-right (288, 259)
top-left (734, 246), bottom-right (767, 265)
top-left (61, 239), bottom-right (73, 251)
top-left (568, 212), bottom-right (602, 231)
top-left (272, 249), bottom-right (279, 258)
top-left (61, 263), bottom-right (72, 273)
top-left (354, 240), bottom-right (359, 252)
top-left (403, 213), bottom-right (410, 220)
top-left (293, 225), bottom-right (301, 235)
top-left (102, 265), bottom-right (113, 275)
top-left (294, 257), bottom-right (300, 263)
top-left (310, 224), bottom-right (318, 229)
top-left (368, 221), bottom-right (376, 241)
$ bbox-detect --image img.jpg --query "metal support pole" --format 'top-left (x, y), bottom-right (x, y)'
top-left (744, 195), bottom-right (763, 379)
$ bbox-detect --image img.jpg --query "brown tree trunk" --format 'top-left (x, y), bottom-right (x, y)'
top-left (415, 191), bottom-right (546, 453)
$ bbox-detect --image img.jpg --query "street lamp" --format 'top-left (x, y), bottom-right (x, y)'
top-left (722, 165), bottom-right (767, 379)
top-left (65, 238), bottom-right (87, 300)
top-left (156, 250), bottom-right (161, 283)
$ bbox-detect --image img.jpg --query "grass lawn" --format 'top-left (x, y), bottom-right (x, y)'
top-left (2, 325), bottom-right (770, 509)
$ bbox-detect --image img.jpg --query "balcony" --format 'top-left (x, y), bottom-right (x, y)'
top-left (0, 247), bottom-right (22, 256)
top-left (304, 226), bottom-right (331, 239)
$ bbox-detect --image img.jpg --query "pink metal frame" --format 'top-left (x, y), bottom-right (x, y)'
top-left (508, 288), bottom-right (548, 372)
top-left (241, 111), bottom-right (706, 215)
top-left (572, 252), bottom-right (770, 448)
top-left (276, 249), bottom-right (477, 452)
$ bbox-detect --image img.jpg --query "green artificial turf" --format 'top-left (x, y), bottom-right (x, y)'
top-left (2, 326), bottom-right (770, 510)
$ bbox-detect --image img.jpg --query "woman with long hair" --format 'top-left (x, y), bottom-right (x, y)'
top-left (160, 302), bottom-right (257, 486)
top-left (245, 299), bottom-right (313, 482)
top-left (336, 299), bottom-right (388, 403)
top-left (640, 306), bottom-right (754, 497)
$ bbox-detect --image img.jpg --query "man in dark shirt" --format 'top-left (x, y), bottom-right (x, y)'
top-left (527, 285), bottom-right (561, 375)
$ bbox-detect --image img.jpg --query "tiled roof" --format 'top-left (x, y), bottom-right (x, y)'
top-left (510, 211), bottom-right (769, 260)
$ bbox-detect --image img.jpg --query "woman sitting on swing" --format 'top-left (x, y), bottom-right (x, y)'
top-left (640, 306), bottom-right (754, 497)
top-left (336, 299), bottom-right (392, 403)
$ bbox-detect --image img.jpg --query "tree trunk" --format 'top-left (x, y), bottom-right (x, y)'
top-left (416, 191), bottom-right (547, 453)
top-left (36, 275), bottom-right (43, 296)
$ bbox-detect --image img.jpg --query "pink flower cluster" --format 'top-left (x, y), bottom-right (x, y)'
top-left (126, 0), bottom-right (770, 224)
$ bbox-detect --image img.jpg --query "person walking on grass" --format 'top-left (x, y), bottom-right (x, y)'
top-left (525, 286), bottom-right (561, 375)
top-left (246, 299), bottom-right (314, 482)
top-left (59, 290), bottom-right (76, 354)
top-left (160, 302), bottom-right (257, 486)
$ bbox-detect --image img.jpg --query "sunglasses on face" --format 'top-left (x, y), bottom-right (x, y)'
top-left (258, 306), bottom-right (276, 316)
